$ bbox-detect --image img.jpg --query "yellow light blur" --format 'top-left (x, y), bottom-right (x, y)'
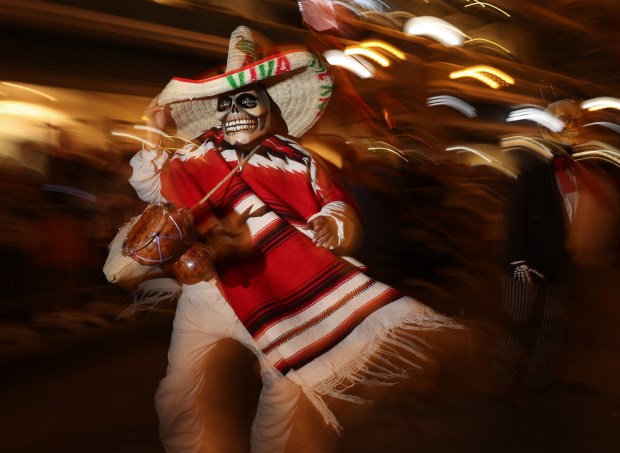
top-left (0, 100), bottom-right (66, 120)
top-left (323, 50), bottom-right (375, 79)
top-left (464, 38), bottom-right (511, 54)
top-left (449, 65), bottom-right (514, 89)
top-left (111, 131), bottom-right (159, 150)
top-left (134, 124), bottom-right (172, 139)
top-left (368, 145), bottom-right (409, 162)
top-left (573, 150), bottom-right (620, 167)
top-left (1, 82), bottom-right (58, 101)
top-left (387, 11), bottom-right (416, 21)
top-left (500, 136), bottom-right (554, 158)
top-left (581, 97), bottom-right (620, 112)
top-left (446, 145), bottom-right (493, 163)
top-left (344, 47), bottom-right (391, 67)
top-left (464, 1), bottom-right (511, 17)
top-left (404, 16), bottom-right (468, 47)
top-left (359, 41), bottom-right (406, 60)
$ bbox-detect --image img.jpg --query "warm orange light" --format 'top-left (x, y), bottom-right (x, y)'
top-left (449, 65), bottom-right (514, 89)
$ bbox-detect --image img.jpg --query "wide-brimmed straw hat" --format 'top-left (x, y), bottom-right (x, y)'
top-left (157, 26), bottom-right (333, 139)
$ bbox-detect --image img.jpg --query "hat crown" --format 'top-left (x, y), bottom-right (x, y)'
top-left (226, 26), bottom-right (257, 72)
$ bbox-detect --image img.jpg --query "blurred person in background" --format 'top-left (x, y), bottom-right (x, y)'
top-left (0, 140), bottom-right (48, 318)
top-left (491, 88), bottom-right (620, 399)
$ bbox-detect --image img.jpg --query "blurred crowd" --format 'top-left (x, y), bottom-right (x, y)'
top-left (1, 0), bottom-right (620, 438)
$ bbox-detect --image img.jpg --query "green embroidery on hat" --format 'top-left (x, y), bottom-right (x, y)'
top-left (236, 39), bottom-right (255, 57)
top-left (258, 60), bottom-right (275, 79)
top-left (320, 84), bottom-right (333, 97)
top-left (317, 100), bottom-right (329, 111)
top-left (226, 71), bottom-right (247, 89)
top-left (226, 75), bottom-right (238, 89)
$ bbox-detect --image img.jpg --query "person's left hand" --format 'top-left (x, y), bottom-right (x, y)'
top-left (303, 215), bottom-right (340, 249)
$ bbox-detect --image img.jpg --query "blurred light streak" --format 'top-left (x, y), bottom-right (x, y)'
top-left (134, 124), bottom-right (174, 140)
top-left (323, 50), bottom-right (375, 78)
top-left (0, 100), bottom-right (66, 121)
top-left (368, 142), bottom-right (409, 161)
top-left (583, 122), bottom-right (620, 134)
top-left (463, 38), bottom-right (511, 54)
top-left (43, 183), bottom-right (97, 203)
top-left (445, 145), bottom-right (493, 163)
top-left (575, 141), bottom-right (620, 157)
top-left (359, 41), bottom-right (406, 60)
top-left (386, 11), bottom-right (416, 21)
top-left (449, 65), bottom-right (514, 89)
top-left (402, 149), bottom-right (439, 165)
top-left (447, 145), bottom-right (517, 177)
top-left (573, 151), bottom-right (620, 168)
top-left (345, 47), bottom-right (391, 67)
top-left (500, 136), bottom-right (554, 158)
top-left (125, 124), bottom-right (208, 149)
top-left (581, 97), bottom-right (620, 112)
top-left (427, 95), bottom-right (477, 118)
top-left (1, 82), bottom-right (58, 102)
top-left (111, 131), bottom-right (159, 149)
top-left (332, 1), bottom-right (364, 16)
top-left (392, 131), bottom-right (436, 151)
top-left (506, 108), bottom-right (564, 132)
top-left (350, 0), bottom-right (388, 11)
top-left (404, 16), bottom-right (466, 47)
top-left (464, 1), bottom-right (510, 17)
top-left (382, 108), bottom-right (395, 129)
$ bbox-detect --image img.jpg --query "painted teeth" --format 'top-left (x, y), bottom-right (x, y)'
top-left (225, 119), bottom-right (257, 133)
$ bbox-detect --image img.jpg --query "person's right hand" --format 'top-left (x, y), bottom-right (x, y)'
top-left (512, 261), bottom-right (545, 284)
top-left (143, 95), bottom-right (167, 152)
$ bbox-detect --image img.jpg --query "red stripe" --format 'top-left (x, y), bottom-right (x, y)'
top-left (262, 279), bottom-right (375, 354)
top-left (273, 287), bottom-right (403, 374)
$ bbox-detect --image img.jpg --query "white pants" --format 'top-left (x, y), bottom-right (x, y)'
top-left (155, 282), bottom-right (301, 453)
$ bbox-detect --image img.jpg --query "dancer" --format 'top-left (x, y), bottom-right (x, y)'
top-left (111, 26), bottom-right (457, 453)
top-left (492, 96), bottom-right (597, 394)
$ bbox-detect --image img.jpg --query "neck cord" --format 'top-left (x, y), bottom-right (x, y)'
top-left (190, 145), bottom-right (259, 212)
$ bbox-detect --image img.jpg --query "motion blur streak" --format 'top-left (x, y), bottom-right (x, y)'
top-left (507, 108), bottom-right (565, 132)
top-left (581, 97), bottom-right (620, 112)
top-left (404, 16), bottom-right (466, 47)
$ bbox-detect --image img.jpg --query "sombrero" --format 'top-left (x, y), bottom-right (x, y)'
top-left (157, 26), bottom-right (334, 139)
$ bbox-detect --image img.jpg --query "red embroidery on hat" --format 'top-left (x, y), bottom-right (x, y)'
top-left (275, 56), bottom-right (291, 75)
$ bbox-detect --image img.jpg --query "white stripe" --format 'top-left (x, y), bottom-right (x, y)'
top-left (255, 271), bottom-right (371, 345)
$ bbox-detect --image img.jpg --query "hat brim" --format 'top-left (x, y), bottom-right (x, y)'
top-left (158, 48), bottom-right (333, 139)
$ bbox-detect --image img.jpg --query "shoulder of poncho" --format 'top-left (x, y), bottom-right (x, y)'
top-left (261, 134), bottom-right (313, 165)
top-left (170, 128), bottom-right (222, 162)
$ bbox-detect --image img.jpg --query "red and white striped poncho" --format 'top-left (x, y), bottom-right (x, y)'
top-left (160, 130), bottom-right (455, 431)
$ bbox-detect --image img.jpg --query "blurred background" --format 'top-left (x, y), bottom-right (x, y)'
top-left (1, 1), bottom-right (619, 452)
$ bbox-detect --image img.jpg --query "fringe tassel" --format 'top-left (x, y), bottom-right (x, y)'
top-left (117, 286), bottom-right (181, 319)
top-left (299, 309), bottom-right (461, 435)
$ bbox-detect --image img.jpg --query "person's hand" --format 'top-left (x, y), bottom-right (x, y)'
top-left (143, 95), bottom-right (167, 152)
top-left (303, 215), bottom-right (340, 249)
top-left (512, 262), bottom-right (544, 284)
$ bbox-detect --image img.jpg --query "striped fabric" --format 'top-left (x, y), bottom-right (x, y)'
top-left (160, 131), bottom-right (454, 430)
top-left (491, 275), bottom-right (568, 389)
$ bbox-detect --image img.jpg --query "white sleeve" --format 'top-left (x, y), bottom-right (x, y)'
top-left (307, 201), bottom-right (348, 246)
top-left (128, 148), bottom-right (170, 203)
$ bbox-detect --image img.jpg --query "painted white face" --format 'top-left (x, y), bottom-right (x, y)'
top-left (216, 87), bottom-right (271, 150)
top-left (542, 99), bottom-right (587, 147)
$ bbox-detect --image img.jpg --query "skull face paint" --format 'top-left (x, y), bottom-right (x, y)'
top-left (216, 86), bottom-right (271, 150)
top-left (542, 99), bottom-right (588, 147)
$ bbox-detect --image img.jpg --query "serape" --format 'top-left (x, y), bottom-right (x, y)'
top-left (160, 130), bottom-right (456, 431)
